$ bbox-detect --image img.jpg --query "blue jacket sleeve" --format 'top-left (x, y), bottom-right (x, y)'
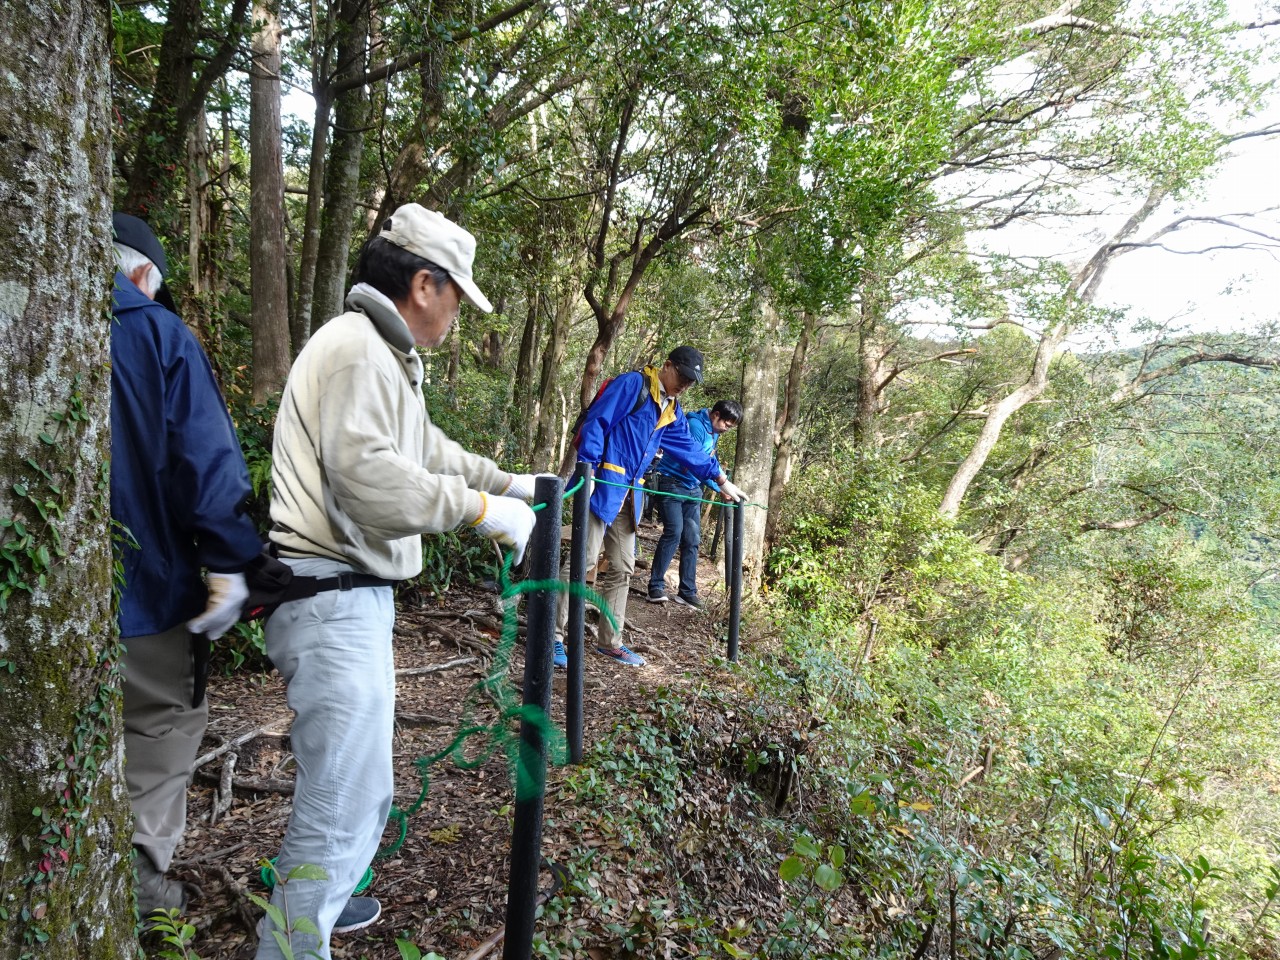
top-left (656, 407), bottom-right (723, 485)
top-left (576, 372), bottom-right (646, 467)
top-left (164, 324), bottom-right (263, 572)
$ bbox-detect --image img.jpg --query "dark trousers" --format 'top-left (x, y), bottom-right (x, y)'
top-left (648, 476), bottom-right (702, 599)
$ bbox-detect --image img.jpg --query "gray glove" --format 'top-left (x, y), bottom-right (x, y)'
top-left (472, 493), bottom-right (536, 565)
top-left (187, 571), bottom-right (249, 640)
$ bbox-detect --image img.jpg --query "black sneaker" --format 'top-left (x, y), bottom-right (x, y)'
top-left (673, 593), bottom-right (703, 609)
top-left (646, 588), bottom-right (668, 603)
top-left (335, 896), bottom-right (382, 934)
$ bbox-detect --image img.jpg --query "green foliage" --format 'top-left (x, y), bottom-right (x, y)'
top-left (0, 376), bottom-right (90, 612)
top-left (768, 451), bottom-right (1019, 650)
top-left (248, 859), bottom-right (329, 960)
top-left (145, 908), bottom-right (201, 959)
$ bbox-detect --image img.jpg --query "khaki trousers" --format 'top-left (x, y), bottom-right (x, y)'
top-left (121, 623), bottom-right (208, 872)
top-left (557, 494), bottom-right (637, 650)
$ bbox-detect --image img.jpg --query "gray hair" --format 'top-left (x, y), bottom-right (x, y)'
top-left (114, 243), bottom-right (161, 298)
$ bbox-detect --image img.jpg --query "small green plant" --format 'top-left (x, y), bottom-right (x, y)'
top-left (393, 935), bottom-right (448, 960)
top-left (146, 908), bottom-right (200, 959)
top-left (247, 859), bottom-right (328, 960)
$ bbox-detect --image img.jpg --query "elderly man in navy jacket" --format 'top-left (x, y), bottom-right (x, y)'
top-left (557, 346), bottom-right (746, 666)
top-left (110, 214), bottom-right (262, 917)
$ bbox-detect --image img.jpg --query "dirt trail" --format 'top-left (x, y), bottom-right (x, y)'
top-left (170, 517), bottom-right (738, 959)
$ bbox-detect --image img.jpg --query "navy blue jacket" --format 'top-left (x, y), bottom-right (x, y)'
top-left (577, 366), bottom-right (723, 525)
top-left (110, 272), bottom-right (261, 639)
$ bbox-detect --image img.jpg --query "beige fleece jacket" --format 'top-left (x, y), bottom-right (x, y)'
top-left (268, 288), bottom-right (509, 579)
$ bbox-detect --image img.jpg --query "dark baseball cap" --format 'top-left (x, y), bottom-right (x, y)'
top-left (668, 345), bottom-right (704, 384)
top-left (112, 212), bottom-right (169, 279)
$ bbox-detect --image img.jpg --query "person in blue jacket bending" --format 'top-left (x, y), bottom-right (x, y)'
top-left (557, 346), bottom-right (746, 666)
top-left (110, 214), bottom-right (262, 917)
top-left (646, 399), bottom-right (742, 608)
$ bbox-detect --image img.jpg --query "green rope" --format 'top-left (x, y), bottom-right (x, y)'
top-left (590, 474), bottom-right (765, 509)
top-left (378, 549), bottom-right (617, 859)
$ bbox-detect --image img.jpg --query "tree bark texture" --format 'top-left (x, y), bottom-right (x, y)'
top-left (311, 0), bottom-right (371, 325)
top-left (764, 308), bottom-right (815, 548)
top-left (734, 294), bottom-right (783, 589)
top-left (250, 0), bottom-right (292, 400)
top-left (0, 4), bottom-right (135, 956)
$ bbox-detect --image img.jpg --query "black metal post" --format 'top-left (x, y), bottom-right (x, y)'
top-left (567, 461), bottom-right (590, 764)
top-left (503, 475), bottom-right (562, 960)
top-left (727, 502), bottom-right (745, 662)
top-left (722, 501), bottom-right (735, 588)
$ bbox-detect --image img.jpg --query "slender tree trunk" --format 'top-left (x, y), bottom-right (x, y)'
top-left (296, 90), bottom-right (333, 342)
top-left (250, 0), bottom-right (292, 400)
top-left (734, 292), bottom-right (783, 589)
top-left (853, 269), bottom-right (891, 447)
top-left (185, 105), bottom-right (223, 364)
top-left (515, 289), bottom-right (541, 456)
top-left (311, 0), bottom-right (370, 324)
top-left (935, 184), bottom-right (1168, 518)
top-left (764, 307), bottom-right (815, 548)
top-left (0, 5), bottom-right (135, 956)
top-left (534, 281), bottom-right (574, 471)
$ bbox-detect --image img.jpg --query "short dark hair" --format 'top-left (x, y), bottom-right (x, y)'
top-left (712, 400), bottom-right (743, 424)
top-left (354, 235), bottom-right (452, 302)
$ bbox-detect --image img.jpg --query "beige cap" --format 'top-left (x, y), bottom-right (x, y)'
top-left (379, 203), bottom-right (493, 313)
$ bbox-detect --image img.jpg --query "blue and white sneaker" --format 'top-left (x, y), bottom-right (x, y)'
top-left (594, 644), bottom-right (645, 666)
top-left (552, 639), bottom-right (568, 669)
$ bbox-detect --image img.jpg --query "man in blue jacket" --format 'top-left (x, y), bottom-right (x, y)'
top-left (558, 346), bottom-right (746, 666)
top-left (110, 214), bottom-right (263, 917)
top-left (647, 399), bottom-right (742, 608)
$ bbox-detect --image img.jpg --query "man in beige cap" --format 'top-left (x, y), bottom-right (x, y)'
top-left (256, 204), bottom-right (535, 960)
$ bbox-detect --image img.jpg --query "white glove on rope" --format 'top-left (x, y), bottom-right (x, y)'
top-left (719, 479), bottom-right (747, 503)
top-left (472, 492), bottom-right (537, 565)
top-left (501, 473), bottom-right (538, 502)
top-left (187, 571), bottom-right (249, 640)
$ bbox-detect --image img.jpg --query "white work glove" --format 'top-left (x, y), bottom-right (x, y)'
top-left (501, 473), bottom-right (538, 502)
top-left (719, 479), bottom-right (746, 503)
top-left (471, 492), bottom-right (536, 565)
top-left (187, 571), bottom-right (249, 640)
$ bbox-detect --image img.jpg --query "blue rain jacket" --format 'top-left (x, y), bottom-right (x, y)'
top-left (656, 407), bottom-right (723, 492)
top-left (576, 366), bottom-right (723, 525)
top-left (110, 272), bottom-right (262, 639)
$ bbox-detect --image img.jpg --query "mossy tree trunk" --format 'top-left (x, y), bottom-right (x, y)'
top-left (0, 3), bottom-right (135, 957)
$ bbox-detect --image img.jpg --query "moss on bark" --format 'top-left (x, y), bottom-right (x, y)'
top-left (0, 2), bottom-right (139, 957)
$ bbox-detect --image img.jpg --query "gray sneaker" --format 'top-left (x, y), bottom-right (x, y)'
top-left (134, 848), bottom-right (189, 917)
top-left (334, 896), bottom-right (382, 934)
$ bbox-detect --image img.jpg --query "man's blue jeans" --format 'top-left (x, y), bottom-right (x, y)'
top-left (649, 476), bottom-right (703, 599)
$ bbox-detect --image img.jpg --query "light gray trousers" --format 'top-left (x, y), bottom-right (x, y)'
top-left (122, 623), bottom-right (208, 872)
top-left (556, 496), bottom-right (637, 650)
top-left (255, 557), bottom-right (395, 960)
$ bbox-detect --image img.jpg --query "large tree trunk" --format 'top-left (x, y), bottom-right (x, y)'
top-left (0, 5), bottom-right (135, 957)
top-left (250, 0), bottom-right (292, 400)
top-left (734, 293), bottom-right (783, 589)
top-left (311, 0), bottom-right (370, 325)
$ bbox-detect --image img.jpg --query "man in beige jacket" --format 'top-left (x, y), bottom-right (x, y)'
top-left (256, 204), bottom-right (535, 960)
